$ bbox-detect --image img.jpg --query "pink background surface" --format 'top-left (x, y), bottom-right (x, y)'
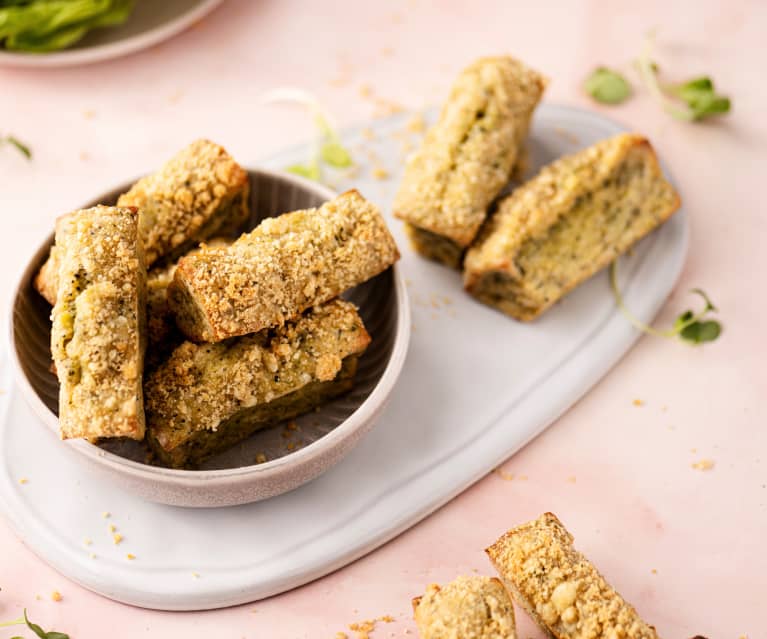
top-left (1, 1), bottom-right (764, 637)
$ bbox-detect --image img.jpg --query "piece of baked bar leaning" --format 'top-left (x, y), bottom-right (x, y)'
top-left (145, 299), bottom-right (370, 468)
top-left (394, 55), bottom-right (546, 268)
top-left (51, 206), bottom-right (147, 440)
top-left (464, 133), bottom-right (680, 321)
top-left (486, 513), bottom-right (660, 639)
top-left (413, 576), bottom-right (517, 639)
top-left (34, 138), bottom-right (249, 305)
top-left (168, 189), bottom-right (399, 342)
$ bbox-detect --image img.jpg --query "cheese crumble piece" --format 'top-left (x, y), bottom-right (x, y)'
top-left (413, 576), bottom-right (516, 639)
top-left (113, 533), bottom-right (123, 545)
top-left (692, 459), bottom-right (715, 471)
top-left (486, 513), bottom-right (660, 639)
top-left (126, 553), bottom-right (136, 560)
top-left (51, 590), bottom-right (62, 602)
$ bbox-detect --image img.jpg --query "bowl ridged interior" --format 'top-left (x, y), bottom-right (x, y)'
top-left (12, 170), bottom-right (398, 470)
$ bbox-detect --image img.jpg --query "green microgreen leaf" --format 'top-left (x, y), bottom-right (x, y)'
top-left (584, 67), bottom-right (632, 104)
top-left (1, 134), bottom-right (32, 159)
top-left (636, 33), bottom-right (731, 121)
top-left (610, 259), bottom-right (723, 346)
top-left (261, 87), bottom-right (354, 183)
top-left (285, 162), bottom-right (321, 181)
top-left (320, 140), bottom-right (352, 168)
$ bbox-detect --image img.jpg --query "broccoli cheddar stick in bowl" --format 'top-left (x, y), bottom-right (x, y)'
top-left (169, 189), bottom-right (399, 342)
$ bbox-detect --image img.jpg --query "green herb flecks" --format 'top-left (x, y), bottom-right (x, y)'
top-left (637, 33), bottom-right (731, 121)
top-left (610, 260), bottom-right (722, 345)
top-left (1, 609), bottom-right (69, 639)
top-left (261, 88), bottom-right (354, 183)
top-left (1, 134), bottom-right (32, 159)
top-left (584, 67), bottom-right (631, 104)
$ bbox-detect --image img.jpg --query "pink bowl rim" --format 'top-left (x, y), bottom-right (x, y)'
top-left (7, 166), bottom-right (411, 489)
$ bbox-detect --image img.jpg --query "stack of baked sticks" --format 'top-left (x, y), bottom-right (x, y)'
top-left (36, 140), bottom-right (399, 468)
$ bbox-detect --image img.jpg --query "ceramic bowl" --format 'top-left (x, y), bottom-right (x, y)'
top-left (9, 169), bottom-right (410, 507)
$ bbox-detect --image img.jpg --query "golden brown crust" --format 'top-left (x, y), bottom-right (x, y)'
top-left (486, 513), bottom-right (660, 639)
top-left (117, 138), bottom-right (249, 265)
top-left (394, 56), bottom-right (546, 258)
top-left (145, 299), bottom-right (370, 465)
top-left (412, 576), bottom-right (517, 639)
top-left (464, 134), bottom-right (681, 320)
top-left (34, 139), bottom-right (249, 305)
top-left (168, 189), bottom-right (399, 342)
top-left (51, 206), bottom-right (147, 440)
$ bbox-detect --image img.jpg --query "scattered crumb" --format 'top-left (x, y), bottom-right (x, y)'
top-left (406, 114), bottom-right (426, 134)
top-left (651, 569), bottom-right (658, 574)
top-left (255, 453), bottom-right (267, 464)
top-left (286, 421), bottom-right (298, 431)
top-left (348, 616), bottom-right (395, 639)
top-left (390, 12), bottom-right (403, 23)
top-left (661, 405), bottom-right (668, 412)
top-left (102, 511), bottom-right (110, 518)
top-left (566, 476), bottom-right (577, 484)
top-left (192, 572), bottom-right (200, 579)
top-left (381, 46), bottom-right (393, 56)
top-left (494, 467), bottom-right (514, 481)
top-left (126, 553), bottom-right (136, 560)
top-left (89, 553), bottom-right (97, 559)
top-left (359, 84), bottom-right (373, 99)
top-left (286, 441), bottom-right (298, 452)
top-left (372, 166), bottom-right (389, 180)
top-left (35, 594), bottom-right (42, 601)
top-left (692, 459), bottom-right (715, 471)
top-left (168, 89), bottom-right (184, 104)
top-left (18, 477), bottom-right (28, 485)
top-left (361, 127), bottom-right (375, 140)
top-left (82, 109), bottom-right (96, 119)
top-left (518, 474), bottom-right (528, 481)
top-left (113, 533), bottom-right (123, 545)
top-left (553, 127), bottom-right (580, 145)
top-left (84, 538), bottom-right (92, 546)
top-left (329, 76), bottom-right (351, 88)
top-left (372, 98), bottom-right (405, 118)
top-left (51, 590), bottom-right (62, 602)
top-left (281, 429), bottom-right (292, 438)
top-left (335, 633), bottom-right (348, 639)
top-left (108, 523), bottom-right (116, 533)
top-left (632, 399), bottom-right (644, 407)
top-left (690, 448), bottom-right (697, 453)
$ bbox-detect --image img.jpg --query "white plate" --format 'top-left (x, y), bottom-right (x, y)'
top-left (0, 0), bottom-right (223, 68)
top-left (0, 105), bottom-right (688, 610)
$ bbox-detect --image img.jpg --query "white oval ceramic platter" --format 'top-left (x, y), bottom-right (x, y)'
top-left (0, 105), bottom-right (688, 610)
top-left (0, 0), bottom-right (223, 68)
